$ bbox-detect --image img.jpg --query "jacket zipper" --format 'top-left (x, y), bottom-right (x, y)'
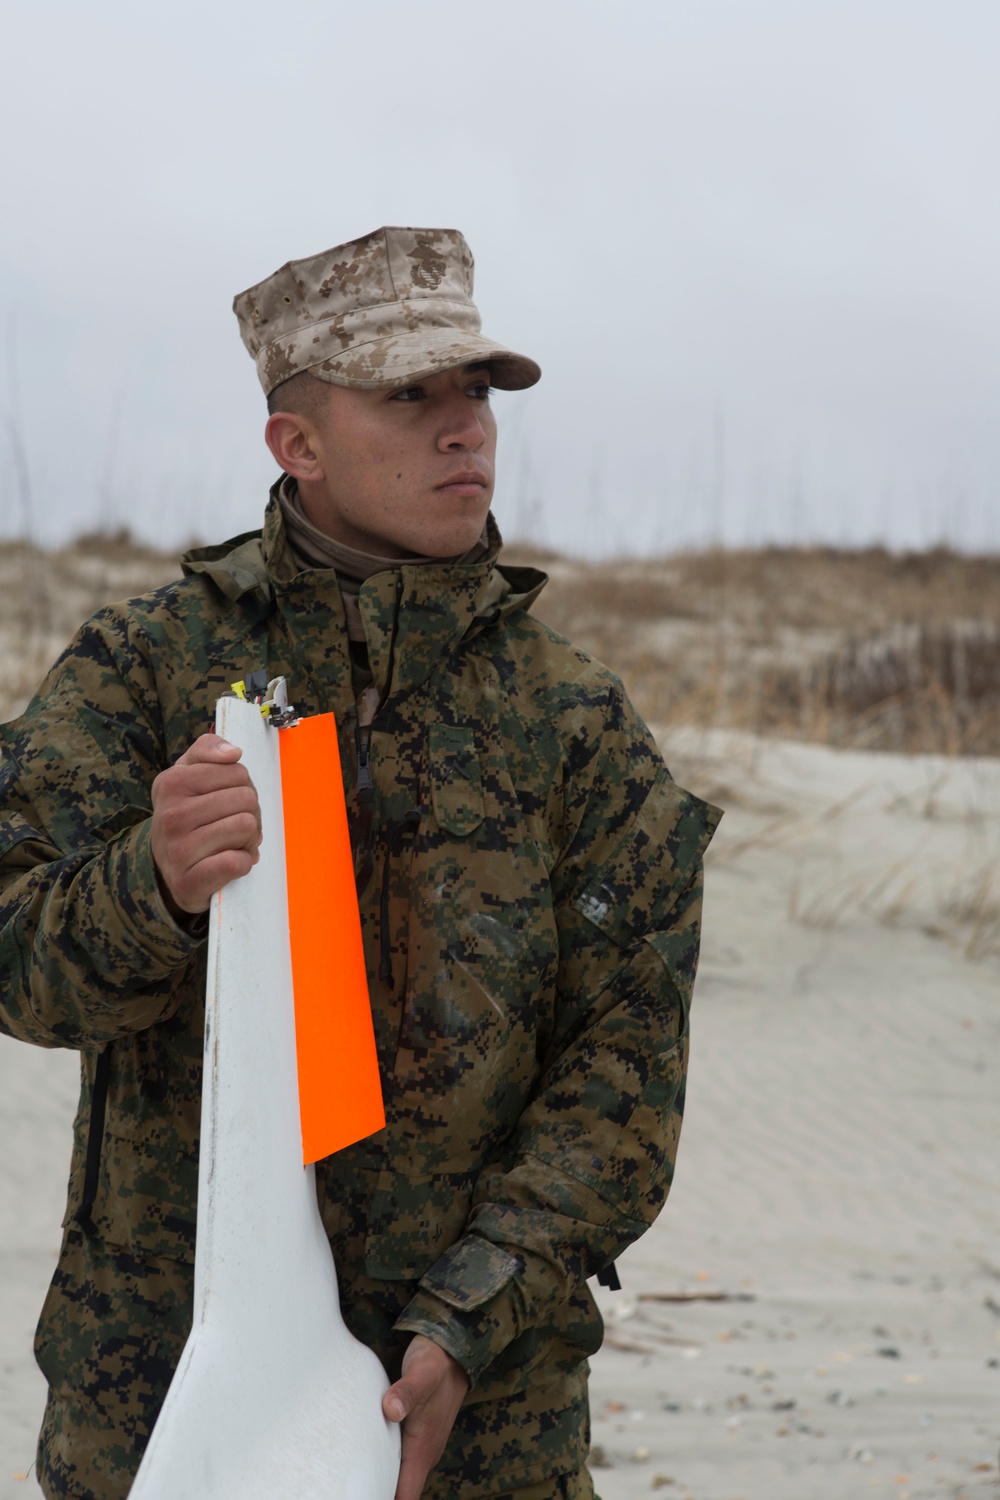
top-left (353, 574), bottom-right (407, 933)
top-left (354, 574), bottom-right (402, 803)
top-left (355, 576), bottom-right (417, 990)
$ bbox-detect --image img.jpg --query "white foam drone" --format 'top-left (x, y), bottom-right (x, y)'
top-left (131, 693), bottom-right (400, 1499)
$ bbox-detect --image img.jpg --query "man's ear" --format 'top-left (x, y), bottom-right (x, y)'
top-left (264, 412), bottom-right (324, 481)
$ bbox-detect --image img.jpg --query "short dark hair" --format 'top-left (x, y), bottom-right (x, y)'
top-left (266, 370), bottom-right (331, 421)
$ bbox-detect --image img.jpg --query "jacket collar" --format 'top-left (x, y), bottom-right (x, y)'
top-left (182, 489), bottom-right (548, 699)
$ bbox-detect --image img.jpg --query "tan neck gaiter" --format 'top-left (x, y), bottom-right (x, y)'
top-left (277, 477), bottom-right (488, 643)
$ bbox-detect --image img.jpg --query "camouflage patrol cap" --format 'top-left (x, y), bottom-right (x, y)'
top-left (233, 226), bottom-right (541, 396)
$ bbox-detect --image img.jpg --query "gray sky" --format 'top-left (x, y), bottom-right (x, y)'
top-left (2, 0), bottom-right (998, 555)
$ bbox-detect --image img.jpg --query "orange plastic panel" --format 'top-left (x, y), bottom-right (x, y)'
top-left (279, 713), bottom-right (385, 1164)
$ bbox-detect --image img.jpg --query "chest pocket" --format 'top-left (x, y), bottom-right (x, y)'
top-left (429, 725), bottom-right (484, 837)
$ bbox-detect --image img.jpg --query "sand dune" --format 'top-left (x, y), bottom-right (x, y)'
top-left (588, 729), bottom-right (1000, 1500)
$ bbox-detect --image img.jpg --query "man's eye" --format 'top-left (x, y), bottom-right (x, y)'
top-left (468, 382), bottom-right (493, 401)
top-left (390, 386), bottom-right (424, 403)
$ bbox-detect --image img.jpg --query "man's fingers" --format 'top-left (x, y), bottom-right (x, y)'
top-left (174, 733), bottom-right (244, 767)
top-left (171, 849), bottom-right (257, 913)
top-left (155, 788), bottom-right (262, 843)
top-left (175, 812), bottom-right (263, 867)
top-left (152, 762), bottom-right (255, 811)
top-left (164, 761), bottom-right (255, 793)
top-left (383, 1338), bottom-right (469, 1500)
top-left (393, 1447), bottom-right (434, 1500)
top-left (151, 734), bottom-right (265, 914)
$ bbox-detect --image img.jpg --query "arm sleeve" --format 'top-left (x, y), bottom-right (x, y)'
top-left (0, 615), bottom-right (205, 1049)
top-left (395, 679), bottom-right (722, 1381)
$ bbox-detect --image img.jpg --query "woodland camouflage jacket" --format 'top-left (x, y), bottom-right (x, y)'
top-left (0, 494), bottom-right (720, 1498)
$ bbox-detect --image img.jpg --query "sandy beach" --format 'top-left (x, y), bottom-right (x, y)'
top-left (589, 729), bottom-right (1000, 1500)
top-left (2, 727), bottom-right (998, 1499)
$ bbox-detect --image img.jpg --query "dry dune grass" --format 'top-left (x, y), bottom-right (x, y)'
top-left (2, 531), bottom-right (183, 720)
top-left (3, 534), bottom-right (1000, 759)
top-left (506, 542), bottom-right (1000, 756)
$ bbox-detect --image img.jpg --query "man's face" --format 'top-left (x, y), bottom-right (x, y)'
top-left (279, 363), bottom-right (497, 559)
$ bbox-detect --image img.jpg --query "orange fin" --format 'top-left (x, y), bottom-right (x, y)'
top-left (280, 713), bottom-right (385, 1164)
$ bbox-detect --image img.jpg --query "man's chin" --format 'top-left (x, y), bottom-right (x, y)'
top-left (415, 511), bottom-right (491, 559)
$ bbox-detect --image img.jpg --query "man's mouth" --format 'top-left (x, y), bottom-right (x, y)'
top-left (436, 470), bottom-right (489, 493)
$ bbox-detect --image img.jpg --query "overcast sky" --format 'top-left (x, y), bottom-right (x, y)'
top-left (2, 1), bottom-right (998, 556)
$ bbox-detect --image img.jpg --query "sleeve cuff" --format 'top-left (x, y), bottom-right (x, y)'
top-left (393, 1234), bottom-right (527, 1385)
top-left (101, 819), bottom-right (208, 976)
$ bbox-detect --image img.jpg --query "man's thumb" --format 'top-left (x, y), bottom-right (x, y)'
top-left (383, 1382), bottom-right (411, 1423)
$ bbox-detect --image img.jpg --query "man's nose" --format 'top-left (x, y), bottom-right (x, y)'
top-left (437, 397), bottom-right (488, 450)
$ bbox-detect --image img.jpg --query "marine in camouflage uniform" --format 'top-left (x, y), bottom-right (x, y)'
top-left (0, 228), bottom-right (720, 1499)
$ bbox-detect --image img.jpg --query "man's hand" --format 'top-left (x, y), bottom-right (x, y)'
top-left (383, 1335), bottom-right (469, 1500)
top-left (150, 734), bottom-right (262, 915)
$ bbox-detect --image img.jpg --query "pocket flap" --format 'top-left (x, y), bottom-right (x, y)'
top-left (418, 1233), bottom-right (522, 1312)
top-left (429, 725), bottom-right (484, 837)
top-left (575, 776), bottom-right (721, 944)
top-left (0, 812), bottom-right (61, 865)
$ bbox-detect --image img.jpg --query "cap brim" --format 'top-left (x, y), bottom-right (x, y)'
top-left (305, 327), bottom-right (540, 392)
